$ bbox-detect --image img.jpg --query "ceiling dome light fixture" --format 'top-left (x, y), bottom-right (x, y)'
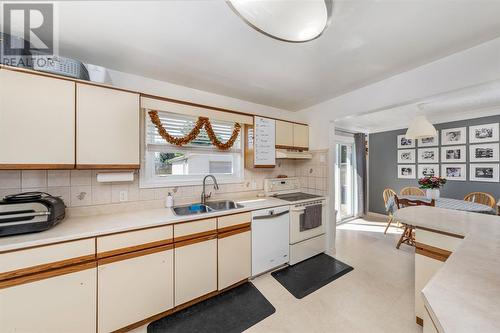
top-left (405, 105), bottom-right (437, 139)
top-left (227, 0), bottom-right (334, 43)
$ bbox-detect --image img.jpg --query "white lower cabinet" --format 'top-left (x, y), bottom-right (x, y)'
top-left (174, 237), bottom-right (217, 306)
top-left (218, 230), bottom-right (251, 290)
top-left (0, 266), bottom-right (96, 333)
top-left (415, 253), bottom-right (443, 321)
top-left (97, 248), bottom-right (174, 332)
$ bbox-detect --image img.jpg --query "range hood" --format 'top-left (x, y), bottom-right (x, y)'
top-left (276, 149), bottom-right (312, 159)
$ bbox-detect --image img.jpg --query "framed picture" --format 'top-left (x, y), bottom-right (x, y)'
top-left (397, 135), bottom-right (415, 148)
top-left (469, 123), bottom-right (499, 143)
top-left (418, 135), bottom-right (438, 147)
top-left (418, 164), bottom-right (440, 178)
top-left (397, 149), bottom-right (415, 163)
top-left (469, 143), bottom-right (499, 162)
top-left (441, 164), bottom-right (466, 181)
top-left (418, 148), bottom-right (438, 163)
top-left (397, 165), bottom-right (415, 179)
top-left (441, 145), bottom-right (466, 163)
top-left (470, 164), bottom-right (499, 182)
top-left (441, 127), bottom-right (466, 145)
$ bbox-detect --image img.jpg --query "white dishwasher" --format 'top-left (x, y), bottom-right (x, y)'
top-left (251, 205), bottom-right (290, 277)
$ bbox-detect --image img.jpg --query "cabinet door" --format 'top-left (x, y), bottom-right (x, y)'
top-left (0, 69), bottom-right (75, 168)
top-left (0, 265), bottom-right (96, 333)
top-left (98, 246), bottom-right (174, 332)
top-left (275, 121), bottom-right (294, 147)
top-left (174, 236), bottom-right (217, 306)
top-left (76, 83), bottom-right (139, 168)
top-left (293, 124), bottom-right (309, 149)
top-left (218, 229), bottom-right (251, 290)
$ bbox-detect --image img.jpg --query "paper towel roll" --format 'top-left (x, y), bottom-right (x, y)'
top-left (97, 172), bottom-right (134, 183)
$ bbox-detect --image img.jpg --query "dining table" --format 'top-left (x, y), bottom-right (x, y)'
top-left (386, 195), bottom-right (497, 215)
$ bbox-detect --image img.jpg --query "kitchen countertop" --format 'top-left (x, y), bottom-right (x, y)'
top-left (0, 196), bottom-right (294, 253)
top-left (394, 206), bottom-right (500, 333)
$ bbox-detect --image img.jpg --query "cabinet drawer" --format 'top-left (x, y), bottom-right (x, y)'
top-left (97, 225), bottom-right (173, 258)
top-left (174, 218), bottom-right (217, 242)
top-left (0, 239), bottom-right (95, 280)
top-left (217, 212), bottom-right (251, 232)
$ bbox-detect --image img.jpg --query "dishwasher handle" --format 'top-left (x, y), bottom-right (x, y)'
top-left (253, 210), bottom-right (289, 220)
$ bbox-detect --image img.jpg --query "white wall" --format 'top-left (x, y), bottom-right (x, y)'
top-left (296, 36), bottom-right (500, 149)
top-left (106, 69), bottom-right (297, 121)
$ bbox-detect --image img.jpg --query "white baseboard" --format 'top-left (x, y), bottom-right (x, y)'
top-left (366, 211), bottom-right (388, 219)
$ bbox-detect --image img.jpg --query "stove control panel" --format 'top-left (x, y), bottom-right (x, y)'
top-left (264, 177), bottom-right (300, 196)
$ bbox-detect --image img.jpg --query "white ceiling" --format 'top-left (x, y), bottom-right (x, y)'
top-left (334, 79), bottom-right (500, 133)
top-left (56, 0), bottom-right (500, 111)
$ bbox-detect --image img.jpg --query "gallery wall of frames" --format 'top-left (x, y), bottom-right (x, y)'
top-left (396, 122), bottom-right (499, 182)
top-left (368, 114), bottom-right (500, 214)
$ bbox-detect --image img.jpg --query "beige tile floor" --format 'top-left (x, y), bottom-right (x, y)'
top-left (132, 216), bottom-right (422, 333)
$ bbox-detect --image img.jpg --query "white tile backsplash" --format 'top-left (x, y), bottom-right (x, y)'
top-left (92, 184), bottom-right (112, 205)
top-left (0, 171), bottom-right (21, 189)
top-left (48, 170), bottom-right (70, 187)
top-left (70, 170), bottom-right (92, 186)
top-left (3, 150), bottom-right (328, 208)
top-left (71, 185), bottom-right (92, 206)
top-left (21, 170), bottom-right (47, 188)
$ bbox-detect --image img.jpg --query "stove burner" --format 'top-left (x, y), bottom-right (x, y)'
top-left (275, 192), bottom-right (322, 202)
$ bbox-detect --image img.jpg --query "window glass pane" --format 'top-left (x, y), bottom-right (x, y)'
top-left (153, 152), bottom-right (235, 176)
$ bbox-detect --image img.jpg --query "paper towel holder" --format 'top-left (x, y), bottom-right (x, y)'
top-left (96, 171), bottom-right (134, 183)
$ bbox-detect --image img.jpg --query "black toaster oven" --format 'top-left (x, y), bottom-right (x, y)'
top-left (0, 192), bottom-right (66, 237)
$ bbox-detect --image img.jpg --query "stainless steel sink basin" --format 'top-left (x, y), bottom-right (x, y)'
top-left (172, 200), bottom-right (243, 216)
top-left (172, 203), bottom-right (213, 216)
top-left (205, 200), bottom-right (243, 211)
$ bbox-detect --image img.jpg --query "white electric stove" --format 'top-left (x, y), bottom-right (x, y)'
top-left (264, 178), bottom-right (326, 265)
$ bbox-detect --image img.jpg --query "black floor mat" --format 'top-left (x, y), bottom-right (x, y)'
top-left (271, 253), bottom-right (353, 299)
top-left (148, 283), bottom-right (275, 333)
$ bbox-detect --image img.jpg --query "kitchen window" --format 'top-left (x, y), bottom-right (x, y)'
top-left (140, 111), bottom-right (244, 188)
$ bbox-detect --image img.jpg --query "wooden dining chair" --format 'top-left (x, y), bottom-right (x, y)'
top-left (463, 192), bottom-right (496, 208)
top-left (394, 196), bottom-right (435, 249)
top-left (383, 188), bottom-right (397, 234)
top-left (400, 187), bottom-right (425, 196)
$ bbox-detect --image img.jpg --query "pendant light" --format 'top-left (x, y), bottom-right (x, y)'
top-left (405, 106), bottom-right (437, 139)
top-left (227, 0), bottom-right (334, 43)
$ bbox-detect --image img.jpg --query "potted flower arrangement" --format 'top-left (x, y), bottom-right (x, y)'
top-left (418, 176), bottom-right (447, 199)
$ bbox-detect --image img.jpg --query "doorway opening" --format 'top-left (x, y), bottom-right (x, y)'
top-left (335, 141), bottom-right (356, 223)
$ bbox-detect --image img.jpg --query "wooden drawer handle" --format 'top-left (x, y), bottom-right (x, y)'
top-left (175, 234), bottom-right (217, 248)
top-left (218, 226), bottom-right (251, 239)
top-left (98, 244), bottom-right (174, 265)
top-left (0, 261), bottom-right (96, 290)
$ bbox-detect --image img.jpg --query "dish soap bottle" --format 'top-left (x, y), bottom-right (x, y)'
top-left (166, 192), bottom-right (174, 208)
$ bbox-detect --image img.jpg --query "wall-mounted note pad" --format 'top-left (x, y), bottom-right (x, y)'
top-left (254, 116), bottom-right (276, 166)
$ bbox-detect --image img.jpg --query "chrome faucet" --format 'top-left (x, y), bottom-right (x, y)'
top-left (201, 175), bottom-right (219, 204)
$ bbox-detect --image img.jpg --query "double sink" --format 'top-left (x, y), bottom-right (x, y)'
top-left (172, 200), bottom-right (243, 216)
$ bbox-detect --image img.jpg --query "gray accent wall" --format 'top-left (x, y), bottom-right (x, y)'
top-left (369, 114), bottom-right (500, 214)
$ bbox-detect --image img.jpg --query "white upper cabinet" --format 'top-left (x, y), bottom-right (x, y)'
top-left (275, 120), bottom-right (294, 147)
top-left (76, 83), bottom-right (140, 168)
top-left (0, 69), bottom-right (75, 168)
top-left (293, 123), bottom-right (309, 149)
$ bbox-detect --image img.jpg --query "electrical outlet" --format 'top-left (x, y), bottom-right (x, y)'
top-left (119, 191), bottom-right (128, 202)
